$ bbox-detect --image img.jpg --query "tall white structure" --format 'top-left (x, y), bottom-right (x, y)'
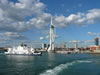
top-left (48, 16), bottom-right (55, 52)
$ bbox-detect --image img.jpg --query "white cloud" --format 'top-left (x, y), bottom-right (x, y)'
top-left (0, 0), bottom-right (48, 32)
top-left (29, 13), bottom-right (51, 29)
top-left (0, 0), bottom-right (100, 44)
top-left (88, 32), bottom-right (100, 36)
top-left (0, 32), bottom-right (27, 40)
top-left (88, 32), bottom-right (93, 35)
top-left (67, 40), bottom-right (94, 44)
top-left (85, 40), bottom-right (94, 43)
top-left (86, 9), bottom-right (100, 24)
top-left (46, 35), bottom-right (49, 39)
top-left (54, 9), bottom-right (100, 27)
top-left (0, 0), bottom-right (100, 32)
top-left (54, 13), bottom-right (86, 27)
top-left (40, 37), bottom-right (44, 40)
top-left (71, 40), bottom-right (81, 43)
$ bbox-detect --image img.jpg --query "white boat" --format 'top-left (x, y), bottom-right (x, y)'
top-left (5, 44), bottom-right (42, 56)
top-left (32, 50), bottom-right (42, 56)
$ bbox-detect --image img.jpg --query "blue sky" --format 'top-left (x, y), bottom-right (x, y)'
top-left (40, 0), bottom-right (100, 43)
top-left (0, 0), bottom-right (100, 47)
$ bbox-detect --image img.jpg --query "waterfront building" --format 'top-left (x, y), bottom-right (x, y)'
top-left (89, 37), bottom-right (100, 51)
top-left (56, 44), bottom-right (66, 48)
top-left (95, 37), bottom-right (99, 46)
top-left (42, 43), bottom-right (47, 49)
top-left (89, 45), bottom-right (100, 50)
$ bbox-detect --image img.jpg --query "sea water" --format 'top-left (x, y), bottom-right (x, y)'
top-left (0, 52), bottom-right (100, 75)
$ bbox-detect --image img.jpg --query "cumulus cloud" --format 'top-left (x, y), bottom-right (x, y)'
top-left (54, 13), bottom-right (86, 27)
top-left (0, 0), bottom-right (100, 32)
top-left (86, 9), bottom-right (100, 24)
top-left (85, 40), bottom-right (94, 43)
top-left (70, 40), bottom-right (81, 43)
top-left (88, 32), bottom-right (93, 35)
top-left (45, 35), bottom-right (49, 39)
top-left (54, 9), bottom-right (100, 27)
top-left (1, 0), bottom-right (100, 45)
top-left (66, 40), bottom-right (94, 44)
top-left (0, 0), bottom-right (50, 32)
top-left (88, 32), bottom-right (100, 36)
top-left (40, 37), bottom-right (44, 40)
top-left (29, 13), bottom-right (51, 29)
top-left (0, 32), bottom-right (27, 40)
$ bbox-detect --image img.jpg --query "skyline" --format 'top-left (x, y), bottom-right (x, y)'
top-left (0, 0), bottom-right (100, 47)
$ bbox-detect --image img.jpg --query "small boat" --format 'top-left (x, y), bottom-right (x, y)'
top-left (33, 50), bottom-right (42, 56)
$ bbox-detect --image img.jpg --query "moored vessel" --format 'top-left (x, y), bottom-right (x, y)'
top-left (5, 44), bottom-right (42, 56)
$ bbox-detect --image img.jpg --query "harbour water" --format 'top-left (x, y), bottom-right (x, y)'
top-left (0, 52), bottom-right (100, 75)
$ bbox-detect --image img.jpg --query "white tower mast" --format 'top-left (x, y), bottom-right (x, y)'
top-left (48, 16), bottom-right (55, 52)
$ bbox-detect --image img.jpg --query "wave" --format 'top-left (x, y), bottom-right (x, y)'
top-left (76, 60), bottom-right (92, 63)
top-left (39, 60), bottom-right (92, 75)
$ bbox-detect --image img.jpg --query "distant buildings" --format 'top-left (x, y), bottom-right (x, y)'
top-left (42, 43), bottom-right (47, 49)
top-left (95, 37), bottom-right (99, 46)
top-left (55, 44), bottom-right (66, 48)
top-left (89, 45), bottom-right (100, 50)
top-left (89, 37), bottom-right (100, 51)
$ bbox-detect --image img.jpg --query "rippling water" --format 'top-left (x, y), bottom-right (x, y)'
top-left (0, 52), bottom-right (100, 75)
